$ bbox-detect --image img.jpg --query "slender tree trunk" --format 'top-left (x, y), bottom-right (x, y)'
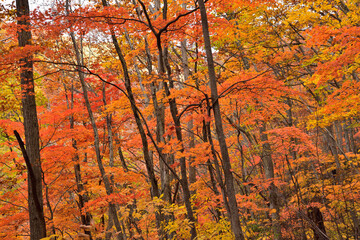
top-left (143, 36), bottom-right (170, 202)
top-left (163, 80), bottom-right (197, 239)
top-left (70, 31), bottom-right (124, 240)
top-left (63, 3), bottom-right (92, 237)
top-left (123, 29), bottom-right (150, 106)
top-left (197, 0), bottom-right (245, 239)
top-left (156, 11), bottom-right (197, 237)
top-left (203, 120), bottom-right (223, 221)
top-left (102, 82), bottom-right (118, 240)
top-left (16, 0), bottom-right (46, 238)
top-left (285, 98), bottom-right (307, 240)
top-left (114, 134), bottom-right (129, 172)
top-left (101, 1), bottom-right (166, 238)
top-left (102, 83), bottom-right (115, 167)
top-left (65, 80), bottom-right (92, 238)
top-left (260, 123), bottom-right (282, 240)
top-left (181, 39), bottom-right (196, 185)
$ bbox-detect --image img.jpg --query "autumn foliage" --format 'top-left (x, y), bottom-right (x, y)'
top-left (1, 0), bottom-right (360, 239)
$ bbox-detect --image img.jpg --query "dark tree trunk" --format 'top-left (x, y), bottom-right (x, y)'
top-left (101, 1), bottom-right (166, 237)
top-left (307, 207), bottom-right (328, 240)
top-left (16, 0), bottom-right (46, 238)
top-left (156, 18), bottom-right (197, 239)
top-left (197, 0), bottom-right (245, 239)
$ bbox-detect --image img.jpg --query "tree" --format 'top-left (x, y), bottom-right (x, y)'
top-left (198, 0), bottom-right (245, 239)
top-left (15, 0), bottom-right (46, 238)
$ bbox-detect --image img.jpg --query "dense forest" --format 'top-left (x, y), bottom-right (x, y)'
top-left (0, 0), bottom-right (359, 239)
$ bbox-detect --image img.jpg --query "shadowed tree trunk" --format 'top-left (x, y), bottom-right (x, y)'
top-left (197, 0), bottom-right (245, 239)
top-left (307, 206), bottom-right (328, 240)
top-left (16, 0), bottom-right (46, 238)
top-left (260, 123), bottom-right (282, 240)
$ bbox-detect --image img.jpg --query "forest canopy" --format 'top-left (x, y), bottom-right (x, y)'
top-left (0, 0), bottom-right (360, 239)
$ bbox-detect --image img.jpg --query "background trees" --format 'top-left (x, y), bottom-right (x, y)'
top-left (0, 0), bottom-right (359, 239)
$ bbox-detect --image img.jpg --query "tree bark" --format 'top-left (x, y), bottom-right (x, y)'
top-left (181, 39), bottom-right (196, 185)
top-left (67, 79), bottom-right (92, 238)
top-left (260, 123), bottom-right (282, 240)
top-left (197, 0), bottom-right (245, 239)
top-left (101, 1), bottom-right (166, 237)
top-left (155, 7), bottom-right (197, 236)
top-left (16, 0), bottom-right (47, 238)
top-left (70, 31), bottom-right (124, 240)
top-left (307, 207), bottom-right (328, 240)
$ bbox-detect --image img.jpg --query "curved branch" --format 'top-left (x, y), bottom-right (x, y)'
top-left (14, 130), bottom-right (44, 220)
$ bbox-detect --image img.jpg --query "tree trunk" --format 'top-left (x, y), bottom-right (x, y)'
top-left (197, 0), bottom-right (245, 239)
top-left (163, 80), bottom-right (198, 239)
top-left (70, 31), bottom-right (125, 240)
top-left (154, 9), bottom-right (197, 236)
top-left (260, 123), bottom-right (282, 240)
top-left (16, 0), bottom-right (47, 238)
top-left (144, 37), bottom-right (170, 202)
top-left (307, 207), bottom-right (328, 240)
top-left (66, 79), bottom-right (92, 238)
top-left (181, 39), bottom-right (196, 186)
top-left (101, 1), bottom-right (166, 237)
